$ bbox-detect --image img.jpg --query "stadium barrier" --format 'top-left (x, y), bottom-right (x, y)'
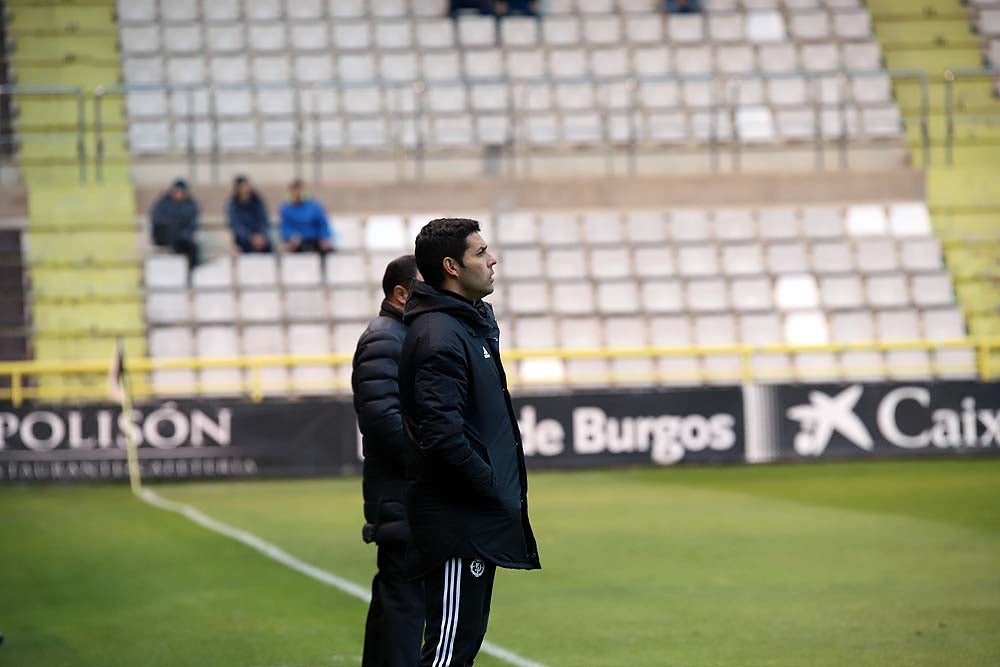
top-left (1, 379), bottom-right (997, 484)
top-left (0, 336), bottom-right (995, 406)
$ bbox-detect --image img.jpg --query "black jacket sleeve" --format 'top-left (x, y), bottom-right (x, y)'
top-left (412, 333), bottom-right (495, 498)
top-left (354, 327), bottom-right (412, 467)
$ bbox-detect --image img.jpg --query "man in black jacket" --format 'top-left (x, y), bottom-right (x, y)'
top-left (353, 255), bottom-right (424, 667)
top-left (400, 218), bottom-right (540, 666)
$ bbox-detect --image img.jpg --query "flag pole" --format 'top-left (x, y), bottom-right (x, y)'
top-left (110, 338), bottom-right (142, 495)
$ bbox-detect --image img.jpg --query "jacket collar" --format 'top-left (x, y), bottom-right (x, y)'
top-left (379, 298), bottom-right (405, 323)
top-left (403, 281), bottom-right (494, 335)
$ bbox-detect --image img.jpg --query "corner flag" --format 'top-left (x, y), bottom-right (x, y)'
top-left (109, 338), bottom-right (142, 494)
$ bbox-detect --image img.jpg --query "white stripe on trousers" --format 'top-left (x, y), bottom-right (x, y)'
top-left (432, 557), bottom-right (462, 667)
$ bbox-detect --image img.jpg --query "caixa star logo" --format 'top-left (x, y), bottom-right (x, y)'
top-left (786, 385), bottom-right (874, 457)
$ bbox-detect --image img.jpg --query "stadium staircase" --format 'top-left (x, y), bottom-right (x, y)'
top-left (8, 0), bottom-right (145, 397)
top-left (867, 0), bottom-right (1000, 373)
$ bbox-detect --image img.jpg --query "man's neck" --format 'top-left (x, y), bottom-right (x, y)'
top-left (439, 285), bottom-right (476, 304)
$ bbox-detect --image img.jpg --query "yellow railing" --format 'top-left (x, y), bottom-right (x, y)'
top-left (0, 337), bottom-right (997, 407)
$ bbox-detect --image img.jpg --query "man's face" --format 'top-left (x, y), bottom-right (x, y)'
top-left (170, 187), bottom-right (187, 202)
top-left (455, 232), bottom-right (497, 300)
top-left (289, 184), bottom-right (303, 203)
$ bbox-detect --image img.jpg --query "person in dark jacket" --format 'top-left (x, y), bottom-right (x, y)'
top-left (353, 255), bottom-right (425, 667)
top-left (150, 178), bottom-right (200, 268)
top-left (280, 179), bottom-right (336, 255)
top-left (399, 218), bottom-right (540, 667)
top-left (226, 175), bottom-right (272, 253)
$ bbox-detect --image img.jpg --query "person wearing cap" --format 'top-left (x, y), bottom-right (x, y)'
top-left (279, 179), bottom-right (336, 255)
top-left (150, 178), bottom-right (200, 269)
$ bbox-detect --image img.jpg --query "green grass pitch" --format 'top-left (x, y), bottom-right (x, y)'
top-left (1, 460), bottom-right (998, 667)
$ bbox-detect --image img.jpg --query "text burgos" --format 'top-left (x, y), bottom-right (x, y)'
top-left (519, 405), bottom-right (736, 464)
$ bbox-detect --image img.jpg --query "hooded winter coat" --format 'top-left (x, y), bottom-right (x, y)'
top-left (352, 299), bottom-right (413, 540)
top-left (399, 281), bottom-right (540, 573)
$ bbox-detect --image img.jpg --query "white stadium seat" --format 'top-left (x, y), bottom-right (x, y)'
top-left (552, 282), bottom-right (596, 315)
top-left (641, 279), bottom-right (685, 313)
top-left (775, 274), bottom-right (820, 309)
top-left (855, 238), bottom-right (898, 273)
top-left (730, 277), bottom-right (773, 311)
top-left (820, 275), bottom-right (864, 309)
top-left (910, 273), bottom-right (953, 307)
top-left (147, 292), bottom-right (191, 324)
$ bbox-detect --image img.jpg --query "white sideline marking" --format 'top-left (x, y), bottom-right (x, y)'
top-left (139, 489), bottom-right (549, 667)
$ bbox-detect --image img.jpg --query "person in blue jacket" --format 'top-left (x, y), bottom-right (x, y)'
top-left (279, 179), bottom-right (336, 255)
top-left (227, 175), bottom-right (272, 253)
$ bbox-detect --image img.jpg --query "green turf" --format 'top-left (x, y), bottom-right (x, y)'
top-left (1, 460), bottom-right (998, 667)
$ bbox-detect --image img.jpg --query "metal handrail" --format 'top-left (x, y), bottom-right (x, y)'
top-left (0, 84), bottom-right (87, 183)
top-left (943, 67), bottom-right (1000, 166)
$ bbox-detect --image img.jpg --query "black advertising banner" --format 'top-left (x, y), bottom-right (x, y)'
top-left (0, 399), bottom-right (360, 483)
top-left (766, 381), bottom-right (1000, 461)
top-left (5, 381), bottom-right (995, 483)
top-left (0, 387), bottom-right (745, 484)
top-left (514, 387), bottom-right (745, 468)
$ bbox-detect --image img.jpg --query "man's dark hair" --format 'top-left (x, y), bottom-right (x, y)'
top-left (232, 174), bottom-right (249, 197)
top-left (382, 254), bottom-right (419, 298)
top-left (289, 178), bottom-right (303, 189)
top-left (414, 218), bottom-right (481, 289)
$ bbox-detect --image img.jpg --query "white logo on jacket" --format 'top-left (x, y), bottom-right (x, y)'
top-left (470, 559), bottom-right (485, 578)
top-left (482, 346), bottom-right (491, 359)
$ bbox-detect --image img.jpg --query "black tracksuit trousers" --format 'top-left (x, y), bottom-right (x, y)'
top-left (418, 557), bottom-right (497, 667)
top-left (362, 542), bottom-right (425, 667)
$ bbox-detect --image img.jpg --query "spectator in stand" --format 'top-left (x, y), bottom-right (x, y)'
top-left (449, 0), bottom-right (537, 17)
top-left (150, 178), bottom-right (200, 269)
top-left (666, 0), bottom-right (701, 12)
top-left (496, 0), bottom-right (538, 16)
top-left (449, 0), bottom-right (493, 16)
top-left (227, 175), bottom-right (272, 253)
top-left (279, 179), bottom-right (336, 255)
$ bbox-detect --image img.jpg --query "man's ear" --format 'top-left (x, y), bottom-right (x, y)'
top-left (442, 256), bottom-right (460, 280)
top-left (392, 284), bottom-right (408, 303)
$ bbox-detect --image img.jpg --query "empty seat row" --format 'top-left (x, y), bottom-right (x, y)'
top-left (121, 42), bottom-right (884, 86)
top-left (120, 11), bottom-right (873, 56)
top-left (514, 348), bottom-right (976, 386)
top-left (493, 202), bottom-right (932, 244)
top-left (146, 204), bottom-right (931, 263)
top-left (143, 306), bottom-right (970, 394)
top-left (487, 272), bottom-right (953, 317)
top-left (147, 321), bottom-right (363, 395)
top-left (127, 103), bottom-right (900, 154)
top-left (147, 307), bottom-right (964, 364)
top-left (118, 0), bottom-right (451, 23)
top-left (494, 241), bottom-right (944, 279)
top-left (146, 248), bottom-right (434, 289)
top-left (118, 0), bottom-right (866, 25)
top-left (501, 307), bottom-right (965, 350)
top-left (146, 286), bottom-right (383, 324)
top-left (146, 270), bottom-right (955, 325)
top-left (504, 308), bottom-right (971, 384)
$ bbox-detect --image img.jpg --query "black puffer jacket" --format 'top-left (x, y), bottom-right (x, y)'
top-left (352, 300), bottom-right (414, 538)
top-left (399, 282), bottom-right (540, 573)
